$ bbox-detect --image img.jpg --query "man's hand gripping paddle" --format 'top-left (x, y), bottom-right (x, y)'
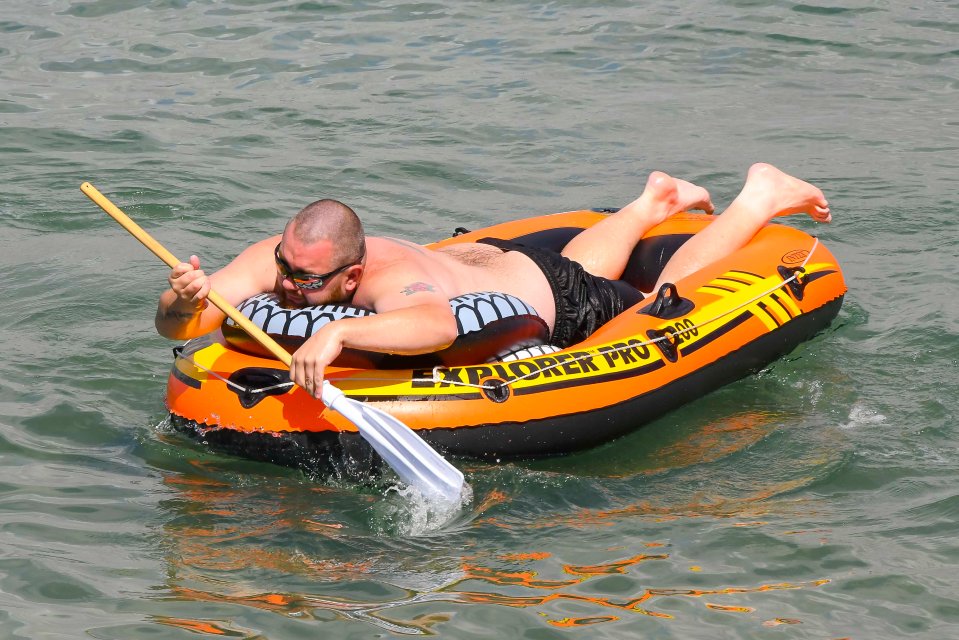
top-left (81, 182), bottom-right (465, 504)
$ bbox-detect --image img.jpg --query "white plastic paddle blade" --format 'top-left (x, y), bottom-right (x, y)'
top-left (321, 382), bottom-right (464, 503)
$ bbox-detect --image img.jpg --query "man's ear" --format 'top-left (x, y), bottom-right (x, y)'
top-left (343, 264), bottom-right (364, 291)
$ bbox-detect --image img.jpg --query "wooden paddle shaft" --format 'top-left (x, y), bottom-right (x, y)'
top-left (80, 181), bottom-right (293, 367)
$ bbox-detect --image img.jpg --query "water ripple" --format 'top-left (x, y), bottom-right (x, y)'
top-left (1, 0), bottom-right (958, 637)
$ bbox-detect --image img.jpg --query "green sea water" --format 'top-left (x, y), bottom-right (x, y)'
top-left (2, 1), bottom-right (958, 637)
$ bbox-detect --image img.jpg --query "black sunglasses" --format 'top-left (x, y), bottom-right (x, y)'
top-left (274, 243), bottom-right (360, 290)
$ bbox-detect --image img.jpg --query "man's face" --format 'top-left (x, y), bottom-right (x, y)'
top-left (275, 231), bottom-right (360, 307)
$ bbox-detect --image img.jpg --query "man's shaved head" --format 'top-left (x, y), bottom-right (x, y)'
top-left (289, 199), bottom-right (365, 265)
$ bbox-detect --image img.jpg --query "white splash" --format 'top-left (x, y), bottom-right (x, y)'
top-left (372, 481), bottom-right (473, 537)
top-left (793, 378), bottom-right (824, 405)
top-left (841, 400), bottom-right (886, 429)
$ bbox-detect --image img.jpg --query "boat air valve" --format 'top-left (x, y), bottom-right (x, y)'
top-left (778, 265), bottom-right (807, 301)
top-left (482, 379), bottom-right (511, 403)
top-left (640, 282), bottom-right (694, 320)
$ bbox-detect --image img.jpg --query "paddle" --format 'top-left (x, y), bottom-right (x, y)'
top-left (81, 182), bottom-right (465, 503)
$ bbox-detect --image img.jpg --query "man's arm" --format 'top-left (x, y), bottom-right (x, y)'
top-left (155, 237), bottom-right (279, 340)
top-left (289, 276), bottom-right (458, 397)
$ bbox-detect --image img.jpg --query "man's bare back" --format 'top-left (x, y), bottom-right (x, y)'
top-left (355, 238), bottom-right (557, 331)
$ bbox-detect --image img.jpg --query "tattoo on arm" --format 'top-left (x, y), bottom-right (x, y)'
top-left (163, 309), bottom-right (198, 321)
top-left (162, 300), bottom-right (208, 322)
top-left (400, 282), bottom-right (436, 296)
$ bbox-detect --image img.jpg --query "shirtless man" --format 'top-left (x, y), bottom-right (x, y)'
top-left (157, 163), bottom-right (830, 398)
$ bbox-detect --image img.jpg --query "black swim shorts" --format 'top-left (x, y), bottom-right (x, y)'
top-left (478, 238), bottom-right (643, 348)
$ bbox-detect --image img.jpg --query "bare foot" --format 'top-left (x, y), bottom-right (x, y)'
top-left (674, 175), bottom-right (715, 215)
top-left (738, 163), bottom-right (831, 223)
top-left (620, 171), bottom-right (714, 225)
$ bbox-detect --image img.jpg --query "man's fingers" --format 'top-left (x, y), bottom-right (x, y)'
top-left (290, 353), bottom-right (325, 399)
top-left (316, 365), bottom-right (328, 397)
top-left (305, 360), bottom-right (323, 399)
top-left (193, 279), bottom-right (212, 305)
top-left (182, 275), bottom-right (206, 299)
top-left (170, 262), bottom-right (193, 280)
top-left (174, 268), bottom-right (208, 303)
top-left (170, 262), bottom-right (206, 302)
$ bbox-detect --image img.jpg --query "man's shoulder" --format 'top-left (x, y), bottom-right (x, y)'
top-left (208, 235), bottom-right (282, 304)
top-left (368, 235), bottom-right (430, 257)
top-left (359, 237), bottom-right (448, 293)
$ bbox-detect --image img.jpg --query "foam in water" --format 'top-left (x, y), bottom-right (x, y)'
top-left (371, 480), bottom-right (474, 537)
top-left (841, 400), bottom-right (886, 429)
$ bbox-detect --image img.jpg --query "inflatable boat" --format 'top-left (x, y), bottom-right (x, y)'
top-left (166, 209), bottom-right (845, 468)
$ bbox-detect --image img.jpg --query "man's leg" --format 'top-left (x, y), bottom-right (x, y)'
top-left (561, 172), bottom-right (714, 279)
top-left (653, 163), bottom-right (831, 290)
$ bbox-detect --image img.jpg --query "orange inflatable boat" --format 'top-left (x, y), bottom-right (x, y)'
top-left (166, 209), bottom-right (846, 468)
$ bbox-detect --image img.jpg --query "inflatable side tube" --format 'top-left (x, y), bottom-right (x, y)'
top-left (221, 292), bottom-right (551, 368)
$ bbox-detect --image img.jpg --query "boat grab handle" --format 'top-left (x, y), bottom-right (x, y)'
top-left (641, 282), bottom-right (695, 320)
